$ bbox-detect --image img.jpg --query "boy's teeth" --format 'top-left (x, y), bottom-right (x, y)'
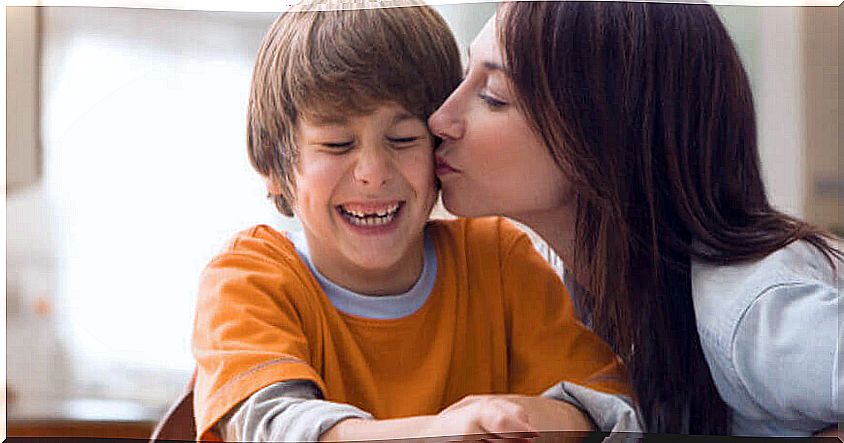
top-left (345, 211), bottom-right (397, 227)
top-left (340, 204), bottom-right (400, 227)
top-left (342, 203), bottom-right (400, 219)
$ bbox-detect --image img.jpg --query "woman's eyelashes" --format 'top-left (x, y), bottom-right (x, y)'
top-left (479, 92), bottom-right (507, 109)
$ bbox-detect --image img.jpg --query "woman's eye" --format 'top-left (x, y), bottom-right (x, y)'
top-left (479, 93), bottom-right (507, 109)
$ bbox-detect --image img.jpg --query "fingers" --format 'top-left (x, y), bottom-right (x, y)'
top-left (440, 394), bottom-right (482, 414)
top-left (437, 395), bottom-right (540, 441)
top-left (480, 400), bottom-right (537, 438)
top-left (442, 394), bottom-right (527, 414)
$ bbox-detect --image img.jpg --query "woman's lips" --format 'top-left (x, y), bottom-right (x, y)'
top-left (435, 155), bottom-right (460, 176)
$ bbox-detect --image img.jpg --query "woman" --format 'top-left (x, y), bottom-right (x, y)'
top-left (429, 1), bottom-right (841, 437)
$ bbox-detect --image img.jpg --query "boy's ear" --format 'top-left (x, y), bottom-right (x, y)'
top-left (263, 175), bottom-right (283, 195)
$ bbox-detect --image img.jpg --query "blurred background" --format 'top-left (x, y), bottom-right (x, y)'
top-left (5, 2), bottom-right (841, 438)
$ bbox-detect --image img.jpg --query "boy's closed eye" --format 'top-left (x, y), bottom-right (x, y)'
top-left (318, 136), bottom-right (422, 150)
top-left (321, 140), bottom-right (354, 149)
top-left (386, 119), bottom-right (430, 148)
top-left (386, 135), bottom-right (424, 147)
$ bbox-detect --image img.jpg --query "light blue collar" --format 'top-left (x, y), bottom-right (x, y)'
top-left (286, 229), bottom-right (437, 320)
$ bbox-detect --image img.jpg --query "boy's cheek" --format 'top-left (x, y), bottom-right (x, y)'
top-left (404, 146), bottom-right (436, 170)
top-left (422, 184), bottom-right (439, 216)
top-left (404, 156), bottom-right (437, 210)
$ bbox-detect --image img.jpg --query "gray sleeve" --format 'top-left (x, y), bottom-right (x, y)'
top-left (541, 381), bottom-right (643, 434)
top-left (731, 281), bottom-right (841, 428)
top-left (215, 379), bottom-right (374, 442)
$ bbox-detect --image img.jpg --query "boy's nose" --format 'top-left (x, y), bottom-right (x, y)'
top-left (353, 146), bottom-right (393, 187)
top-left (428, 95), bottom-right (464, 142)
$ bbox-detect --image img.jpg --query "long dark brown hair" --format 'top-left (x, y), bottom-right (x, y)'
top-left (498, 1), bottom-right (841, 435)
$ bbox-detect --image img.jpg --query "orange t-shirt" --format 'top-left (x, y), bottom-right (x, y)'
top-left (192, 217), bottom-right (630, 440)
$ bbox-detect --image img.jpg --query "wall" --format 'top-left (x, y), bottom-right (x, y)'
top-left (802, 6), bottom-right (841, 234)
top-left (6, 3), bottom-right (496, 413)
top-left (7, 7), bottom-right (41, 191)
top-left (4, 2), bottom-right (837, 415)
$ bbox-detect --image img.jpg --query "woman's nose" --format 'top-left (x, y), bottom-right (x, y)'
top-left (428, 95), bottom-right (464, 142)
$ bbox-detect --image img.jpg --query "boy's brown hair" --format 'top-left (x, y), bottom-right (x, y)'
top-left (247, 1), bottom-right (462, 216)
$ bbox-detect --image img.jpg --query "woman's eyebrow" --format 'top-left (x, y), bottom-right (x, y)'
top-left (466, 45), bottom-right (504, 72)
top-left (482, 61), bottom-right (504, 72)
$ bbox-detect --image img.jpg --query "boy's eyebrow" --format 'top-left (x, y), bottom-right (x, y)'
top-left (390, 111), bottom-right (419, 125)
top-left (308, 115), bottom-right (349, 126)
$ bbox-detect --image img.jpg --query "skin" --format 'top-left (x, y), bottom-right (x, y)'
top-left (306, 104), bottom-right (594, 439)
top-left (320, 394), bottom-right (592, 441)
top-left (287, 102), bottom-right (438, 296)
top-left (277, 28), bottom-right (595, 439)
top-left (428, 16), bottom-right (578, 266)
top-left (431, 14), bottom-right (842, 439)
top-left (425, 16), bottom-right (596, 436)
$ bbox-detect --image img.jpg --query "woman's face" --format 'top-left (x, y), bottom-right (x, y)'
top-left (428, 16), bottom-right (571, 221)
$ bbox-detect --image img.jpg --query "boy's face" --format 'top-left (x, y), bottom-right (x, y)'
top-left (291, 102), bottom-right (438, 295)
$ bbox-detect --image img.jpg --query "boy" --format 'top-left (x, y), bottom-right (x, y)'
top-left (192, 1), bottom-right (639, 441)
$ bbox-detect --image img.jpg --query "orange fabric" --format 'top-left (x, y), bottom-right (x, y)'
top-left (192, 217), bottom-right (631, 440)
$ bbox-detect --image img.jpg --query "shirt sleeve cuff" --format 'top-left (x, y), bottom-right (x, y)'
top-left (218, 380), bottom-right (374, 442)
top-left (275, 398), bottom-right (374, 441)
top-left (541, 381), bottom-right (644, 434)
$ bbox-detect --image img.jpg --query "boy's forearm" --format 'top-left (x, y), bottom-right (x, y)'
top-left (219, 381), bottom-right (374, 442)
top-left (319, 415), bottom-right (438, 441)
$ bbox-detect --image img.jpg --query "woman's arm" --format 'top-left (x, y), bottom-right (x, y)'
top-left (731, 281), bottom-right (841, 430)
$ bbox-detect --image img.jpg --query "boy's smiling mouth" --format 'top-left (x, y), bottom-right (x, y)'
top-left (337, 202), bottom-right (403, 227)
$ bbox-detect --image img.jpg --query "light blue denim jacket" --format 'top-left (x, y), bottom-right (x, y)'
top-left (692, 240), bottom-right (842, 436)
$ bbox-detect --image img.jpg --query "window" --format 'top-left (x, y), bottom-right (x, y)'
top-left (7, 3), bottom-right (496, 412)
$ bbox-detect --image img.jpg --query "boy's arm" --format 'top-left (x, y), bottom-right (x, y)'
top-left (439, 394), bottom-right (595, 432)
top-left (319, 395), bottom-right (539, 441)
top-left (226, 395), bottom-right (537, 443)
top-left (217, 380), bottom-right (373, 442)
top-left (216, 380), bottom-right (541, 441)
top-left (193, 239), bottom-right (331, 439)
